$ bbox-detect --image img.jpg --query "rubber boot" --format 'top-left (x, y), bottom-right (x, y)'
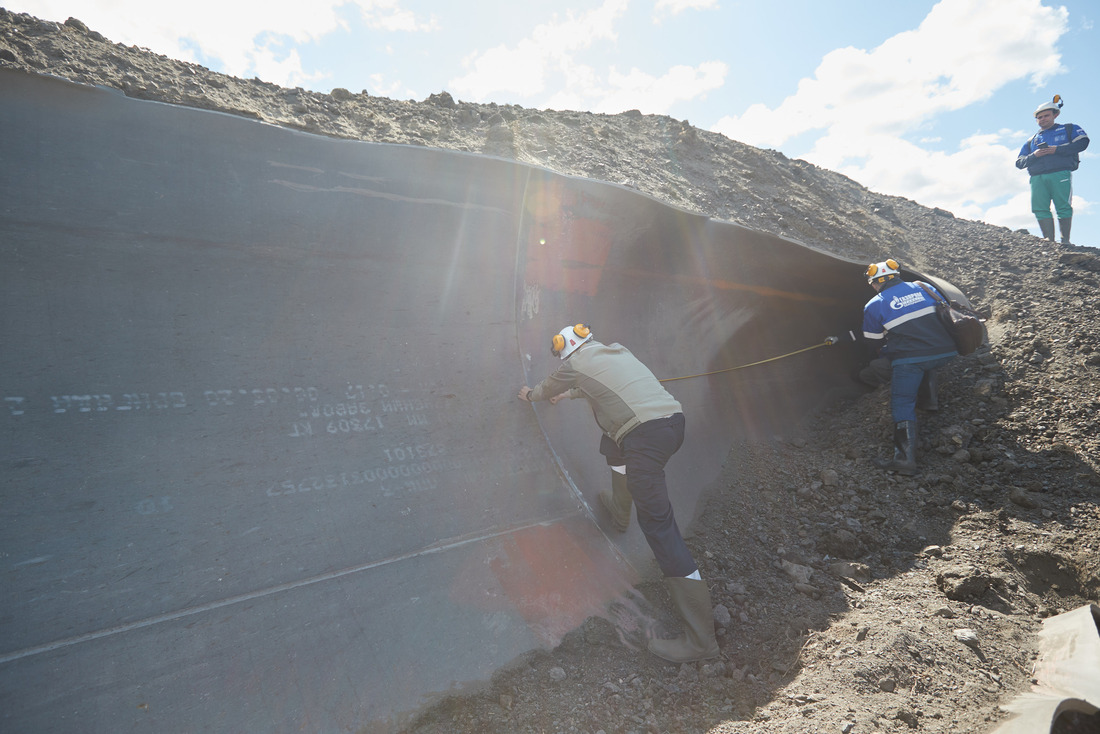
top-left (1038, 218), bottom-right (1056, 241)
top-left (1058, 217), bottom-right (1072, 245)
top-left (873, 420), bottom-right (918, 476)
top-left (647, 576), bottom-right (720, 663)
top-left (917, 370), bottom-right (939, 412)
top-left (598, 470), bottom-right (631, 532)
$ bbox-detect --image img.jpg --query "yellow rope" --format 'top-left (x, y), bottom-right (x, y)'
top-left (659, 337), bottom-right (838, 383)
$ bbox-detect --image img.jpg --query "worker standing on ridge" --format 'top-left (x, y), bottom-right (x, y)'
top-left (517, 324), bottom-right (719, 663)
top-left (862, 262), bottom-right (958, 476)
top-left (1015, 95), bottom-right (1089, 244)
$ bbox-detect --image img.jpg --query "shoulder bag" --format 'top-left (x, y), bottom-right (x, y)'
top-left (916, 282), bottom-right (985, 356)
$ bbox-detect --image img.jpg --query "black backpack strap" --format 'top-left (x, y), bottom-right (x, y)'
top-left (916, 282), bottom-right (946, 305)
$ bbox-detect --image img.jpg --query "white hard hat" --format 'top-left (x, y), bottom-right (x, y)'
top-left (551, 324), bottom-right (592, 359)
top-left (866, 259), bottom-right (901, 285)
top-left (1035, 95), bottom-right (1063, 117)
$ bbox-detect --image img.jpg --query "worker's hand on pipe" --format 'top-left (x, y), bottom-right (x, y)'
top-left (518, 386), bottom-right (533, 402)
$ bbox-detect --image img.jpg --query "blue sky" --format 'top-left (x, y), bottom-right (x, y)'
top-left (8, 0), bottom-right (1098, 248)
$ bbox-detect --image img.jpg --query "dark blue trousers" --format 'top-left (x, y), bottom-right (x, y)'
top-left (891, 354), bottom-right (955, 421)
top-left (602, 413), bottom-right (695, 577)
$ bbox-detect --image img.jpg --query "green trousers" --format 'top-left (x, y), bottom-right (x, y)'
top-left (1030, 171), bottom-right (1073, 220)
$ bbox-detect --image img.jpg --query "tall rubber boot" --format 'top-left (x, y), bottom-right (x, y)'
top-left (647, 576), bottom-right (720, 663)
top-left (1038, 218), bottom-right (1056, 242)
top-left (917, 370), bottom-right (939, 412)
top-left (873, 420), bottom-right (918, 476)
top-left (1058, 217), bottom-right (1072, 245)
top-left (598, 469), bottom-right (631, 532)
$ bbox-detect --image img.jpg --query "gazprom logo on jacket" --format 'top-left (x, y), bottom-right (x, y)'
top-left (890, 293), bottom-right (925, 310)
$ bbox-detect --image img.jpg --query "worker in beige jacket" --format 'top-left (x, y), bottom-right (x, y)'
top-left (519, 323), bottom-right (718, 663)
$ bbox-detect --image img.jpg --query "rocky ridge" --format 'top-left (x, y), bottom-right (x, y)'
top-left (2, 10), bottom-right (1099, 734)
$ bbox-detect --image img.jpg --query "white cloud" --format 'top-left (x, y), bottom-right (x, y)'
top-left (984, 192), bottom-right (1091, 237)
top-left (7, 0), bottom-right (434, 86)
top-left (591, 61), bottom-right (728, 115)
top-left (719, 0), bottom-right (1064, 145)
top-left (654, 0), bottom-right (719, 18)
top-left (452, 39), bottom-right (554, 99)
top-left (714, 0), bottom-right (1067, 152)
top-left (250, 45), bottom-right (325, 89)
top-left (449, 0), bottom-right (725, 115)
top-left (355, 0), bottom-right (439, 33)
top-left (542, 60), bottom-right (727, 115)
top-left (710, 0), bottom-right (1069, 233)
top-left (368, 72), bottom-right (407, 99)
top-left (832, 130), bottom-right (1023, 213)
top-left (983, 192), bottom-right (1037, 231)
top-left (449, 0), bottom-right (629, 100)
top-left (542, 63), bottom-right (605, 111)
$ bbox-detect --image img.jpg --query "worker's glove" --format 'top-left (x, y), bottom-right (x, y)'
top-left (825, 331), bottom-right (859, 345)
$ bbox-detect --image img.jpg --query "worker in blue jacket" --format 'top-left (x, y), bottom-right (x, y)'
top-left (1015, 96), bottom-right (1089, 244)
top-left (862, 260), bottom-right (957, 475)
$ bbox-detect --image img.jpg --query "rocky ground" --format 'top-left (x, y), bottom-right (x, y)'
top-left (3, 10), bottom-right (1099, 734)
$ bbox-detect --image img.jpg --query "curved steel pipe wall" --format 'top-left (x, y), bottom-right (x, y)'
top-left (0, 69), bottom-right (949, 731)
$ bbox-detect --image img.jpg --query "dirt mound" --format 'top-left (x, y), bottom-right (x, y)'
top-left (3, 10), bottom-right (1098, 733)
